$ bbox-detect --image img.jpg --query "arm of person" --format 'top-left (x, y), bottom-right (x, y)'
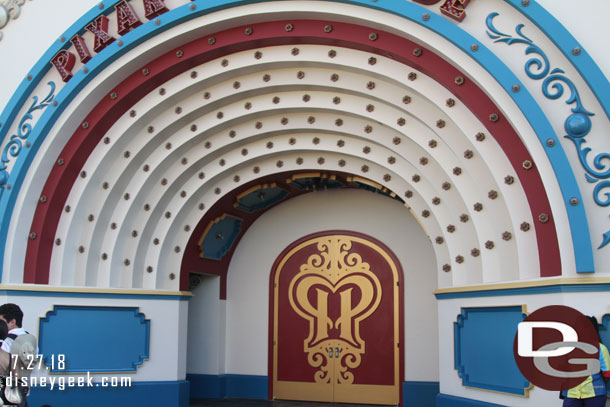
top-left (600, 343), bottom-right (610, 382)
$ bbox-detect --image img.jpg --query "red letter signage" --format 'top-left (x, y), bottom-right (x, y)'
top-left (50, 50), bottom-right (76, 82)
top-left (115, 0), bottom-right (142, 35)
top-left (70, 35), bottom-right (92, 63)
top-left (142, 0), bottom-right (169, 19)
top-left (440, 0), bottom-right (470, 22)
top-left (85, 15), bottom-right (116, 53)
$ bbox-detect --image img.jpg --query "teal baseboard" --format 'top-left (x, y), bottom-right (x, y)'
top-left (187, 374), bottom-right (268, 400)
top-left (188, 375), bottom-right (440, 406)
top-left (436, 393), bottom-right (506, 407)
top-left (27, 380), bottom-right (189, 407)
top-left (404, 381), bottom-right (439, 407)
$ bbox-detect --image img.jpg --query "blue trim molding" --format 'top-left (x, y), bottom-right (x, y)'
top-left (454, 306), bottom-right (530, 396)
top-left (404, 381), bottom-right (439, 407)
top-left (436, 393), bottom-right (506, 407)
top-left (187, 374), bottom-right (268, 400)
top-left (436, 281), bottom-right (610, 299)
top-left (28, 380), bottom-right (189, 407)
top-left (0, 0), bottom-right (596, 281)
top-left (39, 305), bottom-right (150, 373)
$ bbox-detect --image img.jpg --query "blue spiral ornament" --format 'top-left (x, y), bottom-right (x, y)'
top-left (486, 13), bottom-right (610, 249)
top-left (0, 81), bottom-right (55, 187)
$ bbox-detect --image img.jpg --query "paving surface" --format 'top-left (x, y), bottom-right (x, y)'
top-left (190, 400), bottom-right (388, 407)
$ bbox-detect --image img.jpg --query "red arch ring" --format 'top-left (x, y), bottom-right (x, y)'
top-left (26, 20), bottom-right (561, 288)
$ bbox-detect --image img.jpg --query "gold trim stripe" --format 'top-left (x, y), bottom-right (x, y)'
top-left (0, 284), bottom-right (192, 296)
top-left (434, 277), bottom-right (610, 295)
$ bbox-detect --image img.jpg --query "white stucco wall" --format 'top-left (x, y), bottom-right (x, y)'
top-left (221, 188), bottom-right (439, 381)
top-left (0, 293), bottom-right (188, 382)
top-left (438, 292), bottom-right (610, 406)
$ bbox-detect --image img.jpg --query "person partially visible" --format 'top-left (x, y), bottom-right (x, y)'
top-left (0, 305), bottom-right (26, 353)
top-left (561, 316), bottom-right (610, 407)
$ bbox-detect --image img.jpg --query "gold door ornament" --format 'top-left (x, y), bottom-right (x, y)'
top-left (288, 237), bottom-right (382, 385)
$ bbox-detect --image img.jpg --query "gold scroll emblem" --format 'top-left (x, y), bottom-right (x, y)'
top-left (288, 237), bottom-right (382, 384)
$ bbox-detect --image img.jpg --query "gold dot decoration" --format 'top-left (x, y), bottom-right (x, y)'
top-left (198, 172), bottom-right (205, 179)
top-left (502, 231), bottom-right (512, 241)
top-left (464, 150), bottom-right (474, 159)
top-left (289, 138), bottom-right (296, 145)
top-left (455, 255), bottom-right (464, 264)
top-left (393, 137), bottom-right (401, 145)
top-left (365, 125), bottom-right (373, 133)
top-left (318, 157), bottom-right (325, 165)
top-left (443, 264), bottom-right (451, 272)
top-left (296, 158), bottom-right (303, 165)
top-left (505, 175), bottom-right (515, 185)
top-left (485, 240), bottom-right (495, 250)
top-left (363, 146), bottom-right (371, 154)
top-left (436, 120), bottom-right (445, 128)
top-left (383, 174), bottom-right (391, 182)
top-left (331, 73), bottom-right (339, 82)
top-left (276, 160), bottom-right (284, 168)
top-left (460, 214), bottom-right (469, 223)
top-left (453, 167), bottom-right (462, 176)
top-left (408, 72), bottom-right (417, 81)
top-left (471, 248), bottom-right (480, 257)
top-left (397, 118), bottom-right (406, 126)
top-left (520, 222), bottom-right (530, 231)
top-left (263, 74), bottom-right (271, 82)
top-left (267, 141), bottom-right (274, 149)
top-left (474, 202), bottom-right (483, 211)
top-left (476, 132), bottom-right (486, 142)
top-left (337, 140), bottom-right (345, 147)
top-left (447, 225), bottom-right (455, 233)
top-left (435, 236), bottom-right (444, 244)
top-left (361, 165), bottom-right (369, 173)
top-left (403, 96), bottom-right (411, 104)
top-left (419, 157), bottom-right (428, 166)
top-left (442, 182), bottom-right (451, 190)
top-left (405, 190), bottom-right (413, 198)
top-left (488, 190), bottom-right (498, 200)
top-left (333, 96), bottom-right (341, 104)
top-left (253, 166), bottom-right (261, 173)
top-left (387, 156), bottom-right (396, 164)
top-left (446, 98), bottom-right (455, 107)
top-left (335, 119), bottom-right (343, 126)
top-left (432, 197), bottom-right (441, 205)
top-left (368, 57), bottom-right (377, 65)
top-left (255, 122), bottom-right (263, 129)
top-left (307, 116), bottom-right (315, 124)
top-left (312, 137), bottom-right (320, 145)
top-left (422, 210), bottom-right (430, 218)
top-left (273, 96), bottom-right (280, 104)
top-left (303, 94), bottom-right (311, 102)
top-left (412, 174), bottom-right (420, 183)
top-left (338, 159), bottom-right (346, 167)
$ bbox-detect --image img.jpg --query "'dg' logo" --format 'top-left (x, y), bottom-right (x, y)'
top-left (513, 305), bottom-right (600, 391)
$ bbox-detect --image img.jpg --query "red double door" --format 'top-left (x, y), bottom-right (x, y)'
top-left (270, 231), bottom-right (403, 405)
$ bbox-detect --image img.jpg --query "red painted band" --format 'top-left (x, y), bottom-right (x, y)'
top-left (26, 19), bottom-right (561, 289)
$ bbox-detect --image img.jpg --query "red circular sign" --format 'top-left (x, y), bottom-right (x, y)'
top-left (513, 305), bottom-right (599, 391)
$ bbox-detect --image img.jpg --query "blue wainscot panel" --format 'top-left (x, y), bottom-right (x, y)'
top-left (187, 374), bottom-right (268, 400)
top-left (436, 393), bottom-right (507, 407)
top-left (28, 380), bottom-right (188, 407)
top-left (404, 381), bottom-right (439, 407)
top-left (39, 305), bottom-right (150, 373)
top-left (454, 306), bottom-right (530, 396)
